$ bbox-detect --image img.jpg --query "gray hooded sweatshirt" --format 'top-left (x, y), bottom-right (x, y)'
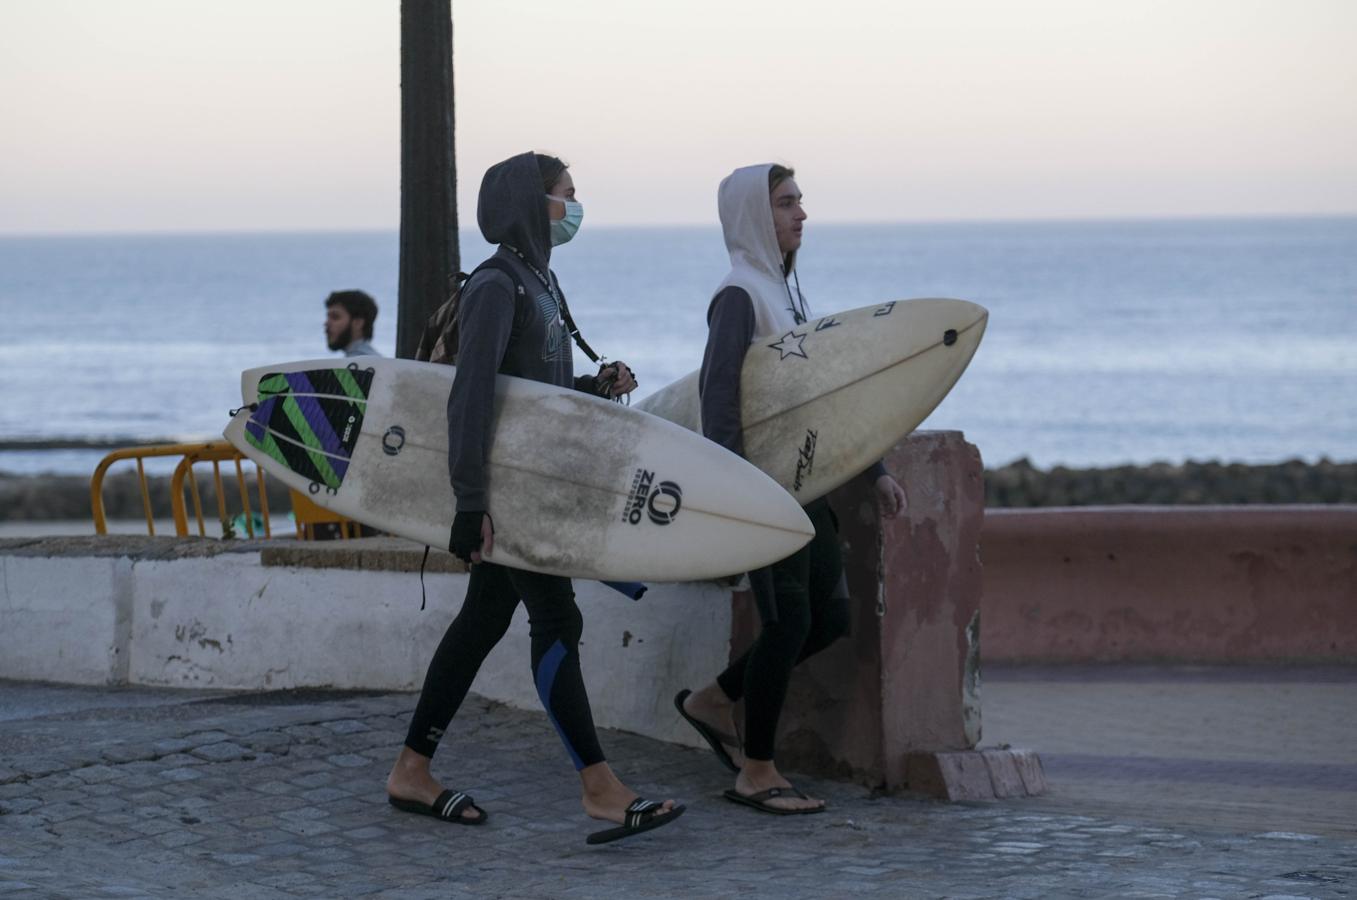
top-left (446, 152), bottom-right (592, 511)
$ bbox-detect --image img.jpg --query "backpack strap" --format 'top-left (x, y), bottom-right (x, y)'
top-left (467, 255), bottom-right (524, 293)
top-left (557, 292), bottom-right (603, 364)
top-left (456, 256), bottom-right (607, 366)
top-left (476, 256), bottom-right (604, 365)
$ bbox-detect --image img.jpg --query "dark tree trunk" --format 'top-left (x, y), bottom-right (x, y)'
top-left (397, 0), bottom-right (458, 360)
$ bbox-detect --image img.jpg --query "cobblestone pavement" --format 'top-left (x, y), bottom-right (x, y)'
top-left (2, 678), bottom-right (1355, 899)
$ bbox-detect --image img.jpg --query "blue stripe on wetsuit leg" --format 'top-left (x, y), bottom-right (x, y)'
top-left (534, 639), bottom-right (586, 771)
top-left (602, 580), bottom-right (647, 600)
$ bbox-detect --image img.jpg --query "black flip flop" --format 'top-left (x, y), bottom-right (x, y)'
top-left (673, 689), bottom-right (740, 774)
top-left (723, 786), bottom-right (825, 816)
top-left (586, 799), bottom-right (686, 845)
top-left (388, 789), bottom-right (487, 825)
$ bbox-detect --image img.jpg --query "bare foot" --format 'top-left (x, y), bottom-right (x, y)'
top-left (734, 760), bottom-right (825, 812)
top-left (386, 746), bottom-right (484, 821)
top-left (580, 762), bottom-right (677, 824)
top-left (682, 684), bottom-right (746, 769)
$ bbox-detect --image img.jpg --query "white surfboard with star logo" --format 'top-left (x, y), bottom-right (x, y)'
top-left (637, 298), bottom-right (988, 502)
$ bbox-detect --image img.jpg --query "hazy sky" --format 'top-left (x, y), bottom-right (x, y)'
top-left (2, 0), bottom-right (1354, 233)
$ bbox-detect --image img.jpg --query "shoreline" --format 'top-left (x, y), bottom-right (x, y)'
top-left (3, 457), bottom-right (1354, 522)
top-left (984, 456), bottom-right (1357, 507)
top-left (0, 437), bottom-right (193, 451)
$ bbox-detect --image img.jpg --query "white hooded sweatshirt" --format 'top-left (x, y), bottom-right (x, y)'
top-left (699, 164), bottom-right (889, 484)
top-left (699, 163), bottom-right (810, 461)
top-left (712, 164), bottom-right (807, 338)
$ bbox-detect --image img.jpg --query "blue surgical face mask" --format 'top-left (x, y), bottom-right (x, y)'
top-left (547, 196), bottom-right (583, 246)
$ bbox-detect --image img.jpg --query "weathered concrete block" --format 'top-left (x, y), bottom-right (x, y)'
top-left (0, 553), bottom-right (131, 685)
top-left (904, 748), bottom-right (1046, 800)
top-left (259, 538), bottom-right (466, 574)
top-left (1010, 747), bottom-right (1047, 795)
top-left (902, 752), bottom-right (948, 798)
top-left (981, 748), bottom-right (1027, 799)
top-left (906, 751), bottom-right (993, 801)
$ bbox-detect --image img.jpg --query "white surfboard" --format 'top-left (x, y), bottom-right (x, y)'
top-left (223, 357), bottom-right (813, 582)
top-left (636, 298), bottom-right (987, 502)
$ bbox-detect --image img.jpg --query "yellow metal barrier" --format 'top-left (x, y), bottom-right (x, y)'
top-left (91, 441), bottom-right (264, 537)
top-left (289, 489), bottom-right (361, 540)
top-left (91, 441), bottom-right (358, 540)
top-left (170, 442), bottom-right (271, 539)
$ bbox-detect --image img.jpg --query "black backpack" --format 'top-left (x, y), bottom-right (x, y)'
top-left (415, 256), bottom-right (606, 367)
top-left (415, 258), bottom-right (523, 365)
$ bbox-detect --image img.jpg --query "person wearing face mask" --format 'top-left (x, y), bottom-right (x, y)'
top-left (386, 152), bottom-right (683, 845)
top-left (674, 164), bottom-right (908, 815)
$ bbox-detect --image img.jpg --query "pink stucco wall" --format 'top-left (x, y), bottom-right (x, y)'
top-left (718, 430), bottom-right (1355, 790)
top-left (981, 505), bottom-right (1357, 663)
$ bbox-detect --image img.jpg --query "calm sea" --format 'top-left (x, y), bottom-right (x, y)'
top-left (2, 218), bottom-right (1355, 476)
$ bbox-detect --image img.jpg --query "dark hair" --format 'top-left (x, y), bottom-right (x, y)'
top-left (768, 164), bottom-right (796, 194)
top-left (324, 290), bottom-right (378, 340)
top-left (535, 154), bottom-right (569, 194)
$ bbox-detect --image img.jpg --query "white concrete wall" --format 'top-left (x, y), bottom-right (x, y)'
top-left (128, 554), bottom-right (456, 691)
top-left (0, 554), bottom-right (132, 685)
top-left (0, 548), bottom-right (731, 748)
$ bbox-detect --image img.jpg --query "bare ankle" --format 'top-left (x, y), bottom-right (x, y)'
top-left (394, 747), bottom-right (432, 774)
top-left (740, 759), bottom-right (777, 780)
top-left (694, 683), bottom-right (733, 707)
top-left (579, 762), bottom-right (624, 798)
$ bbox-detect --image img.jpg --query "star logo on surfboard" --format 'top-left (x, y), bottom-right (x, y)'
top-left (768, 330), bottom-right (808, 360)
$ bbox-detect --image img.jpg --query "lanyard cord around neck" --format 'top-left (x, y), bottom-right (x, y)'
top-left (783, 267), bottom-right (808, 325)
top-left (503, 245), bottom-right (605, 364)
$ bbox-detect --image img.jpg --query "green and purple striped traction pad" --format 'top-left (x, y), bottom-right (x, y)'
top-left (244, 367), bottom-right (373, 490)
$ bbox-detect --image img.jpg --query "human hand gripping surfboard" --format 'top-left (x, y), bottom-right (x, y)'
top-left (223, 357), bottom-right (814, 582)
top-left (636, 298), bottom-right (988, 502)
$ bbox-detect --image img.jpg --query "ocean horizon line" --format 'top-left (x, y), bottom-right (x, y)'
top-left (3, 211), bottom-right (1356, 240)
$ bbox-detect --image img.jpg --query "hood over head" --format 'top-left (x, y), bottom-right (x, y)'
top-left (718, 163), bottom-right (796, 280)
top-left (477, 152), bottom-right (551, 271)
top-left (712, 163), bottom-right (806, 339)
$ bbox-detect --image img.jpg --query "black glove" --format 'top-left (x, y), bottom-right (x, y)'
top-left (592, 364), bottom-right (618, 398)
top-left (594, 360), bottom-right (635, 399)
top-left (449, 510), bottom-right (489, 563)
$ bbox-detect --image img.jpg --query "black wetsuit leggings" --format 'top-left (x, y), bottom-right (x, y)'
top-left (716, 501), bottom-right (849, 762)
top-left (404, 562), bottom-right (605, 770)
